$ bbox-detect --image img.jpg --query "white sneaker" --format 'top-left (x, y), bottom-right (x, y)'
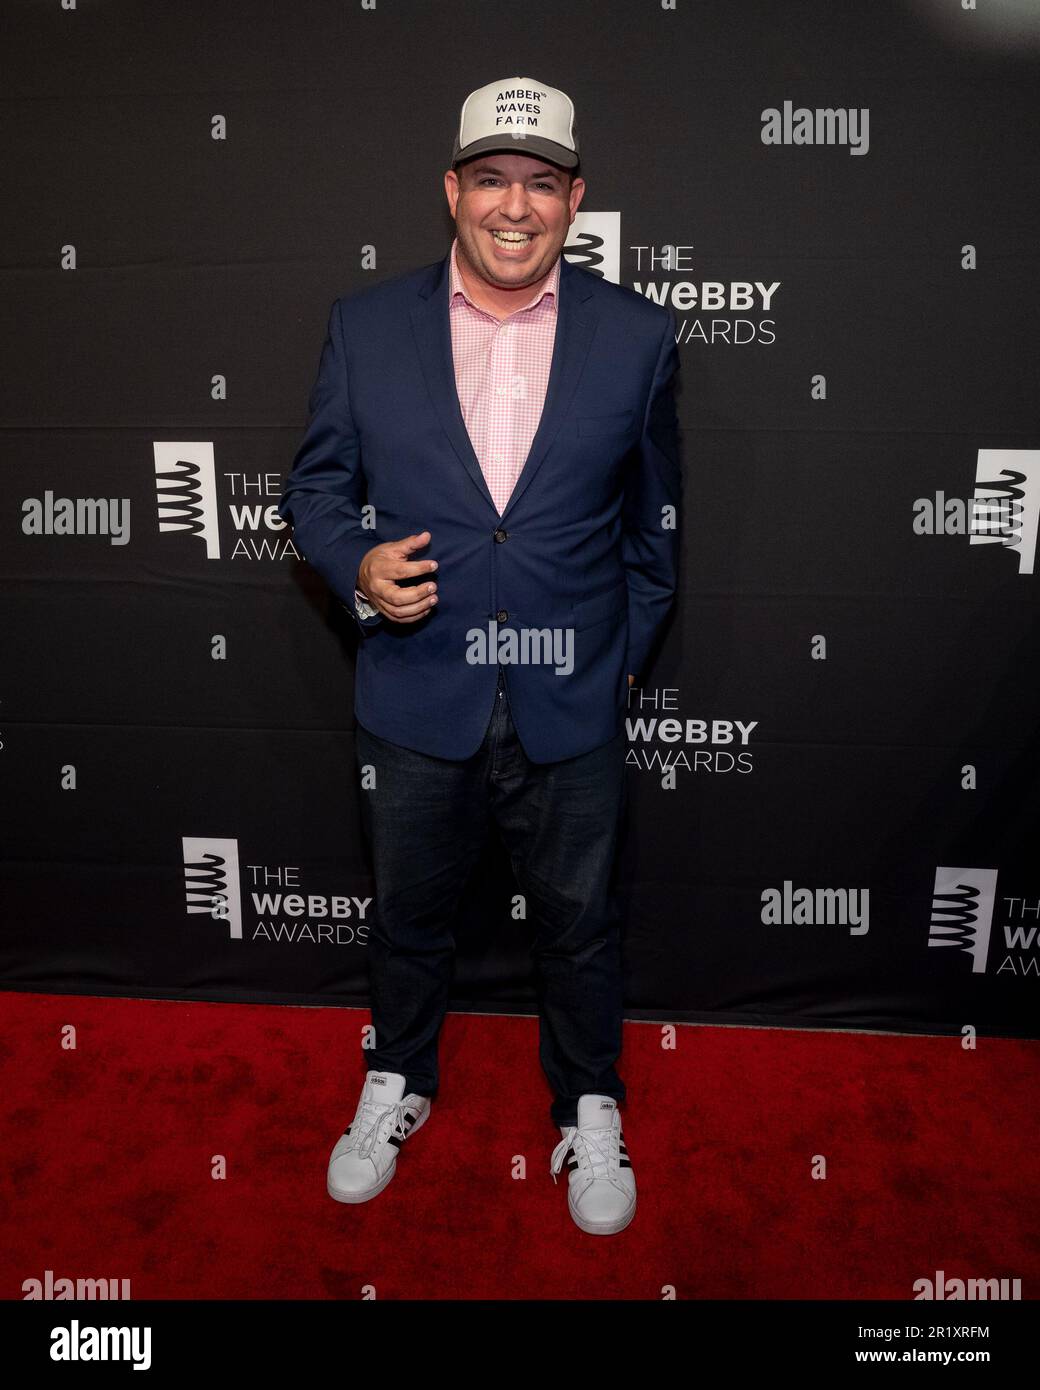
top-left (327, 1070), bottom-right (430, 1204)
top-left (550, 1094), bottom-right (636, 1235)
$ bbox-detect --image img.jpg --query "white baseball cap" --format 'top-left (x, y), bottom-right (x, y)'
top-left (451, 76), bottom-right (580, 171)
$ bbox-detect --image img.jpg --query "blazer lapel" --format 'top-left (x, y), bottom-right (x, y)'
top-left (409, 249), bottom-right (598, 520)
top-left (410, 254), bottom-right (494, 513)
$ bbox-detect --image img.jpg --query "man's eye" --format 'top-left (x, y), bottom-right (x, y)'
top-left (477, 178), bottom-right (555, 190)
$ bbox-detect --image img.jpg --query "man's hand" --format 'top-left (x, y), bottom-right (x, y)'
top-left (628, 675), bottom-right (635, 687)
top-left (357, 531), bottom-right (438, 624)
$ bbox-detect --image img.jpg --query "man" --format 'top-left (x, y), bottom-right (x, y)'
top-left (278, 76), bottom-right (681, 1235)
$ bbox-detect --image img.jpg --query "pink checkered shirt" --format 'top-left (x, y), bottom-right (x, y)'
top-left (448, 235), bottom-right (560, 516)
top-left (354, 238), bottom-right (560, 614)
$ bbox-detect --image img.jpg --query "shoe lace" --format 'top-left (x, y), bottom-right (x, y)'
top-left (351, 1094), bottom-right (409, 1160)
top-left (550, 1112), bottom-right (620, 1186)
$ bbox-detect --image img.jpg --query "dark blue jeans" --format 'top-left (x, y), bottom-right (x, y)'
top-left (355, 665), bottom-right (627, 1128)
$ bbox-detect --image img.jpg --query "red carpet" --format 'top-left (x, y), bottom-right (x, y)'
top-left (3, 991), bottom-right (1037, 1300)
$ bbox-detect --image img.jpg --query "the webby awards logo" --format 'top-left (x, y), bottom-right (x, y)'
top-left (154, 442), bottom-right (293, 563)
top-left (181, 836), bottom-right (371, 947)
top-left (928, 866), bottom-right (1039, 979)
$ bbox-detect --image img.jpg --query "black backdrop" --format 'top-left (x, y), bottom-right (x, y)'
top-left (3, 0), bottom-right (1038, 1039)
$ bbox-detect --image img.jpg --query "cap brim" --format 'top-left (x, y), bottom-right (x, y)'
top-left (452, 133), bottom-right (579, 170)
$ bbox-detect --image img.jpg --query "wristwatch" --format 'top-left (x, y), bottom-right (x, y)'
top-left (354, 588), bottom-right (379, 620)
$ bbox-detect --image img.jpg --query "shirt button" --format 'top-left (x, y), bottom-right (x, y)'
top-left (493, 529), bottom-right (508, 543)
top-left (496, 610), bottom-right (509, 622)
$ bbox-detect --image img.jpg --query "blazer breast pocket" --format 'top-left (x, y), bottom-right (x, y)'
top-left (575, 411), bottom-right (636, 437)
top-left (570, 580), bottom-right (628, 630)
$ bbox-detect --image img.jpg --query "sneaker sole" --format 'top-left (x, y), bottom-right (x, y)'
top-left (567, 1188), bottom-right (636, 1235)
top-left (326, 1102), bottom-right (430, 1204)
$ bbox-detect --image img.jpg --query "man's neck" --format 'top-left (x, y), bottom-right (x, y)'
top-left (454, 239), bottom-right (554, 320)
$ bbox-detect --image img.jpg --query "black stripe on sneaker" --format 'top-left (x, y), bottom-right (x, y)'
top-left (619, 1157), bottom-right (631, 1168)
top-left (386, 1134), bottom-right (403, 1149)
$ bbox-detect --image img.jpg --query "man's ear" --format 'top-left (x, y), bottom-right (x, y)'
top-left (444, 166), bottom-right (461, 217)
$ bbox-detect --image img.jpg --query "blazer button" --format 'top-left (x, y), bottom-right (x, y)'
top-left (496, 609), bottom-right (509, 622)
top-left (493, 528), bottom-right (508, 543)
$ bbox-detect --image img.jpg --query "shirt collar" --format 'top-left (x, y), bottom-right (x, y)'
top-left (449, 236), bottom-right (559, 319)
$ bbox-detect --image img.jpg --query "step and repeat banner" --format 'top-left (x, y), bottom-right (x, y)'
top-left (3, 1), bottom-right (1038, 1038)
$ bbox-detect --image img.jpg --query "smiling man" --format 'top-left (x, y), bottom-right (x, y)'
top-left (278, 76), bottom-right (682, 1236)
top-left (447, 153), bottom-right (574, 314)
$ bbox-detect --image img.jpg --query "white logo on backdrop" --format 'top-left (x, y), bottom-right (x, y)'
top-left (565, 212), bottom-right (621, 284)
top-left (970, 449), bottom-right (1040, 575)
top-left (182, 837), bottom-right (371, 947)
top-left (928, 866), bottom-right (997, 974)
top-left (155, 442), bottom-right (221, 559)
top-left (183, 836), bottom-right (243, 938)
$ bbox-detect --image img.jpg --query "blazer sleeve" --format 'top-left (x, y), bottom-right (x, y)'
top-left (277, 298), bottom-right (382, 631)
top-left (622, 307), bottom-right (682, 678)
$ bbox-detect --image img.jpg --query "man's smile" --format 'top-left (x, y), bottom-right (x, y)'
top-left (488, 228), bottom-right (537, 255)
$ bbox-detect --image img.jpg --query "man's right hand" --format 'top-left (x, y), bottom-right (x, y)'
top-left (356, 531), bottom-right (438, 624)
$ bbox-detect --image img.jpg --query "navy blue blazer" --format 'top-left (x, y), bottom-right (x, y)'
top-left (278, 248), bottom-right (682, 763)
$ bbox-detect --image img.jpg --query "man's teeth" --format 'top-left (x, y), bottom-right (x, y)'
top-left (491, 230), bottom-right (533, 245)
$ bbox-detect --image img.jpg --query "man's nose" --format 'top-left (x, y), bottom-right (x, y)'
top-left (499, 182), bottom-right (533, 217)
